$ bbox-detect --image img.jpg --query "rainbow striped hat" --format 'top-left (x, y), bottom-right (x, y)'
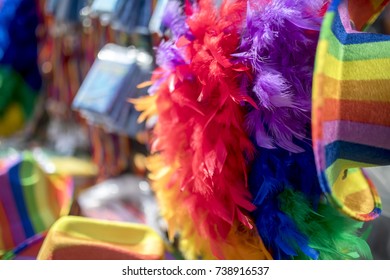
top-left (37, 216), bottom-right (165, 260)
top-left (0, 152), bottom-right (73, 259)
top-left (312, 0), bottom-right (390, 221)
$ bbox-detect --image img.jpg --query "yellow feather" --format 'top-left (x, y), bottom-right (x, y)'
top-left (146, 155), bottom-right (272, 260)
top-left (129, 95), bottom-right (158, 123)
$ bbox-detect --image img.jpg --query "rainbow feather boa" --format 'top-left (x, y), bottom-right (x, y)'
top-left (133, 0), bottom-right (373, 260)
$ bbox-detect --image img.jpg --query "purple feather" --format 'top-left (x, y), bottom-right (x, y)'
top-left (162, 0), bottom-right (190, 40)
top-left (148, 40), bottom-right (187, 95)
top-left (149, 0), bottom-right (191, 96)
top-left (156, 40), bottom-right (187, 71)
top-left (235, 0), bottom-right (325, 153)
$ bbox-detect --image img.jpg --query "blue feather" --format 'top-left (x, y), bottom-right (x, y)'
top-left (249, 140), bottom-right (322, 259)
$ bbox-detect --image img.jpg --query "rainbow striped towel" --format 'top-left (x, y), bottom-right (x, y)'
top-left (312, 0), bottom-right (390, 221)
top-left (0, 152), bottom-right (73, 259)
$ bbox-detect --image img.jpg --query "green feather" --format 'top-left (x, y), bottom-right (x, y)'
top-left (278, 188), bottom-right (373, 260)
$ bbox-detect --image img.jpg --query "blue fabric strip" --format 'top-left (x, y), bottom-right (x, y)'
top-left (8, 160), bottom-right (35, 238)
top-left (325, 141), bottom-right (390, 167)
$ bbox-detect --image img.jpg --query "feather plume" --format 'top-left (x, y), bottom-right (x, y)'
top-left (235, 0), bottom-right (326, 152)
top-left (249, 142), bottom-right (371, 259)
top-left (279, 189), bottom-right (373, 260)
top-left (146, 138), bottom-right (271, 260)
top-left (241, 0), bottom-right (341, 260)
top-left (134, 0), bottom-right (271, 259)
top-left (249, 142), bottom-right (322, 259)
top-left (162, 0), bottom-right (190, 40)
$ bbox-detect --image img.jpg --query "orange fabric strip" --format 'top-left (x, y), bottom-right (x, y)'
top-left (322, 99), bottom-right (390, 126)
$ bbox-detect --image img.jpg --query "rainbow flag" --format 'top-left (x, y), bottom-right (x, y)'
top-left (0, 153), bottom-right (73, 259)
top-left (312, 0), bottom-right (390, 221)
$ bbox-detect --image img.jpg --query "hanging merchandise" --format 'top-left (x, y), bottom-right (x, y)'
top-left (71, 43), bottom-right (152, 179)
top-left (90, 0), bottom-right (120, 15)
top-left (35, 0), bottom-right (91, 157)
top-left (83, 0), bottom-right (155, 54)
top-left (0, 151), bottom-right (74, 260)
top-left (53, 0), bottom-right (157, 177)
top-left (37, 216), bottom-right (165, 260)
top-left (72, 44), bottom-right (153, 138)
top-left (45, 0), bottom-right (87, 24)
top-left (86, 125), bottom-right (145, 180)
top-left (149, 0), bottom-right (169, 40)
top-left (111, 0), bottom-right (153, 35)
top-left (84, 0), bottom-right (155, 58)
top-left (82, 0), bottom-right (120, 66)
top-left (43, 0), bottom-right (86, 113)
top-left (0, 0), bottom-right (42, 137)
top-left (312, 0), bottom-right (390, 221)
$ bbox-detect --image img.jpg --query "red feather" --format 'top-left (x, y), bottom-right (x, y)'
top-left (147, 0), bottom-right (263, 258)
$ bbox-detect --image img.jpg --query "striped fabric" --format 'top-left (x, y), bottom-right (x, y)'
top-left (312, 0), bottom-right (390, 221)
top-left (0, 153), bottom-right (73, 258)
top-left (37, 216), bottom-right (165, 260)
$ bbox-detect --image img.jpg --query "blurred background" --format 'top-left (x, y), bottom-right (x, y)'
top-left (0, 0), bottom-right (389, 260)
top-left (0, 0), bottom-right (177, 260)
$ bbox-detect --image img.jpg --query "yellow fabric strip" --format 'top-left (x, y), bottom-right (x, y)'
top-left (323, 53), bottom-right (390, 81)
top-left (53, 216), bottom-right (162, 247)
top-left (34, 168), bottom-right (57, 229)
top-left (49, 157), bottom-right (98, 177)
top-left (320, 75), bottom-right (390, 101)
